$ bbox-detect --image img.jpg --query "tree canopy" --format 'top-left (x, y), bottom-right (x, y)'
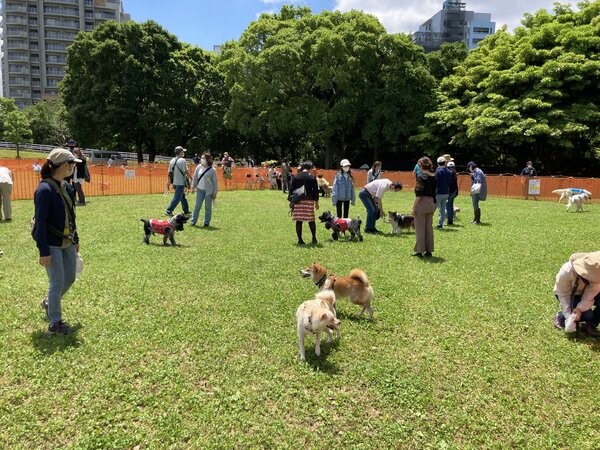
top-left (219, 6), bottom-right (435, 168)
top-left (422, 0), bottom-right (600, 174)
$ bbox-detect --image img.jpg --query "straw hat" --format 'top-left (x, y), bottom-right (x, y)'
top-left (572, 252), bottom-right (600, 283)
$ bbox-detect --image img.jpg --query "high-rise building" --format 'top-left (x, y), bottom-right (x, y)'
top-left (412, 1), bottom-right (495, 53)
top-left (1, 0), bottom-right (130, 108)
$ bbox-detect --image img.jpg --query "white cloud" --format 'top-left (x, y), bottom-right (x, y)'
top-left (260, 0), bottom-right (286, 4)
top-left (334, 0), bottom-right (563, 34)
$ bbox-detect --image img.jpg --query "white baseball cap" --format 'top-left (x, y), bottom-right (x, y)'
top-left (340, 159), bottom-right (351, 167)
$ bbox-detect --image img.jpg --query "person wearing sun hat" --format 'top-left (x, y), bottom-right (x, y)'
top-left (332, 158), bottom-right (356, 219)
top-left (554, 251), bottom-right (600, 336)
top-left (445, 160), bottom-right (459, 225)
top-left (467, 161), bottom-right (487, 224)
top-left (33, 148), bottom-right (82, 335)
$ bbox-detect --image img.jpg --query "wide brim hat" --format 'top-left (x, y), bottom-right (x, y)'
top-left (47, 148), bottom-right (81, 165)
top-left (443, 154), bottom-right (454, 162)
top-left (572, 251), bottom-right (600, 283)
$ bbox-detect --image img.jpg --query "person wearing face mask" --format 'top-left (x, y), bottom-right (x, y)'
top-left (190, 152), bottom-right (218, 227)
top-left (331, 159), bottom-right (356, 219)
top-left (33, 148), bottom-right (81, 335)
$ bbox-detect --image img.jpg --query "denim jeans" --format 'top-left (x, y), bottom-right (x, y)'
top-left (471, 193), bottom-right (481, 210)
top-left (167, 185), bottom-right (190, 214)
top-left (436, 194), bottom-right (449, 227)
top-left (359, 189), bottom-right (377, 231)
top-left (191, 190), bottom-right (213, 226)
top-left (446, 191), bottom-right (457, 222)
top-left (45, 245), bottom-right (77, 324)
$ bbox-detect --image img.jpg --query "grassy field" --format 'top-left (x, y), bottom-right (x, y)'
top-left (1, 189), bottom-right (599, 448)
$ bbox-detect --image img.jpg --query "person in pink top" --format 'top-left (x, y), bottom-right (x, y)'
top-left (358, 178), bottom-right (402, 234)
top-left (554, 251), bottom-right (600, 336)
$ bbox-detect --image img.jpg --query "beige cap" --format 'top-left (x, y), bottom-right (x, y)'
top-left (572, 252), bottom-right (600, 283)
top-left (47, 148), bottom-right (81, 165)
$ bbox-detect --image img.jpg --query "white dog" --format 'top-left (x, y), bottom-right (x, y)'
top-left (553, 188), bottom-right (592, 203)
top-left (566, 193), bottom-right (590, 212)
top-left (296, 290), bottom-right (340, 361)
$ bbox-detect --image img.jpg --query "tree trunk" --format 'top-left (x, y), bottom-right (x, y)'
top-left (325, 137), bottom-right (336, 169)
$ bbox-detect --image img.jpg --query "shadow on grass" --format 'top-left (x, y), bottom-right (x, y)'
top-left (303, 340), bottom-right (340, 374)
top-left (31, 324), bottom-right (84, 356)
top-left (419, 255), bottom-right (446, 264)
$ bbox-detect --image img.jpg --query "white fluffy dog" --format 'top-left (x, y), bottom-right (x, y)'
top-left (553, 188), bottom-right (592, 203)
top-left (566, 193), bottom-right (590, 212)
top-left (296, 290), bottom-right (340, 360)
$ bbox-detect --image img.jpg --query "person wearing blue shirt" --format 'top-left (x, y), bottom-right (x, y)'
top-left (435, 156), bottom-right (453, 229)
top-left (468, 161), bottom-right (487, 224)
top-left (331, 159), bottom-right (356, 219)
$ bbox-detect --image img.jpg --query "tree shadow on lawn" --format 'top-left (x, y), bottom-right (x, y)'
top-left (30, 324), bottom-right (84, 356)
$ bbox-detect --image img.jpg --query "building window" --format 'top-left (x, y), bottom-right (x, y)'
top-left (473, 27), bottom-right (490, 33)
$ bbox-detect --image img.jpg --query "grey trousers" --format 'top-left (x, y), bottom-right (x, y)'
top-left (414, 196), bottom-right (436, 253)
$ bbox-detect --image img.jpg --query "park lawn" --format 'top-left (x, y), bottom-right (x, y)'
top-left (1, 189), bottom-right (599, 448)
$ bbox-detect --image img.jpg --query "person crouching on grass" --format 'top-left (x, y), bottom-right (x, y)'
top-left (33, 149), bottom-right (81, 335)
top-left (554, 251), bottom-right (600, 337)
top-left (289, 160), bottom-right (319, 245)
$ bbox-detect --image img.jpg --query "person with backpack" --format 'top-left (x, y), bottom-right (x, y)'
top-left (33, 148), bottom-right (81, 335)
top-left (165, 146), bottom-right (191, 217)
top-left (190, 152), bottom-right (218, 227)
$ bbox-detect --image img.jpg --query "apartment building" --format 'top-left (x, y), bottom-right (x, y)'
top-left (1, 0), bottom-right (130, 108)
top-left (412, 1), bottom-right (495, 52)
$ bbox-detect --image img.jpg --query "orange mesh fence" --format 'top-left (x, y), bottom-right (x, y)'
top-left (2, 158), bottom-right (598, 201)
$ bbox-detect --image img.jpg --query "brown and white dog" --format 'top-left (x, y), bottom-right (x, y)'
top-left (141, 213), bottom-right (188, 246)
top-left (553, 188), bottom-right (592, 203)
top-left (566, 193), bottom-right (591, 212)
top-left (296, 289), bottom-right (340, 360)
top-left (300, 262), bottom-right (374, 319)
top-left (387, 211), bottom-right (415, 235)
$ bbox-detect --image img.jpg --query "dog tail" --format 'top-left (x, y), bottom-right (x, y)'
top-left (140, 218), bottom-right (146, 222)
top-left (552, 189), bottom-right (562, 194)
top-left (349, 269), bottom-right (370, 286)
top-left (315, 289), bottom-right (336, 305)
top-left (357, 214), bottom-right (362, 226)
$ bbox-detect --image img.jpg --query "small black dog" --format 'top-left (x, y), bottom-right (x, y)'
top-left (318, 210), bottom-right (363, 241)
top-left (388, 211), bottom-right (415, 235)
top-left (141, 213), bottom-right (188, 246)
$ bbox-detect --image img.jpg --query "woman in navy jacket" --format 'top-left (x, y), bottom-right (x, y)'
top-left (34, 148), bottom-right (81, 335)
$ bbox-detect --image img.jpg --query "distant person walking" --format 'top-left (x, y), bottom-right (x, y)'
top-left (72, 148), bottom-right (90, 205)
top-left (281, 158), bottom-right (291, 193)
top-left (435, 156), bottom-right (452, 229)
top-left (467, 161), bottom-right (487, 224)
top-left (190, 152), bottom-right (218, 227)
top-left (165, 146), bottom-right (191, 217)
top-left (367, 161), bottom-right (382, 183)
top-left (331, 159), bottom-right (356, 218)
top-left (0, 165), bottom-right (13, 221)
top-left (445, 161), bottom-right (459, 225)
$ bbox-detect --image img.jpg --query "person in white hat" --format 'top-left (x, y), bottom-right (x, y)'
top-left (445, 161), bottom-right (459, 225)
top-left (33, 148), bottom-right (82, 335)
top-left (165, 146), bottom-right (191, 216)
top-left (332, 159), bottom-right (356, 218)
top-left (554, 251), bottom-right (600, 336)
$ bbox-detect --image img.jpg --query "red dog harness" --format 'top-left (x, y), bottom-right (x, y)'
top-left (333, 218), bottom-right (351, 232)
top-left (149, 219), bottom-right (171, 235)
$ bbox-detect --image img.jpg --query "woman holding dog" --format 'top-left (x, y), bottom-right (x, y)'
top-left (33, 148), bottom-right (81, 335)
top-left (467, 161), bottom-right (487, 224)
top-left (332, 159), bottom-right (356, 219)
top-left (190, 152), bottom-right (218, 227)
top-left (412, 156), bottom-right (437, 257)
top-left (289, 160), bottom-right (319, 245)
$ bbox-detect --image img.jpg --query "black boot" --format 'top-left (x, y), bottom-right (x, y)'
top-left (472, 208), bottom-right (481, 224)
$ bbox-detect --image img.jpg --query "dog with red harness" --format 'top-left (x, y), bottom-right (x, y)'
top-left (141, 213), bottom-right (188, 246)
top-left (318, 210), bottom-right (363, 241)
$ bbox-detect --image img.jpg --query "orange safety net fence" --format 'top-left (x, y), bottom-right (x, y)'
top-left (2, 158), bottom-right (598, 202)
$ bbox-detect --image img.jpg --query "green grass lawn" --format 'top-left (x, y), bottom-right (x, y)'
top-left (1, 190), bottom-right (599, 448)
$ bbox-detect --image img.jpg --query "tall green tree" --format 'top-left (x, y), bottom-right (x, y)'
top-left (0, 97), bottom-right (19, 137)
top-left (24, 100), bottom-right (70, 146)
top-left (220, 6), bottom-right (435, 167)
top-left (3, 109), bottom-right (32, 159)
top-left (424, 0), bottom-right (600, 173)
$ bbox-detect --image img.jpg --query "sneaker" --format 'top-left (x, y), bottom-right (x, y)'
top-left (581, 322), bottom-right (600, 337)
top-left (554, 312), bottom-right (565, 330)
top-left (41, 297), bottom-right (49, 320)
top-left (412, 252), bottom-right (423, 257)
top-left (165, 211), bottom-right (173, 217)
top-left (311, 237), bottom-right (318, 245)
top-left (297, 239), bottom-right (306, 245)
top-left (436, 224), bottom-right (443, 229)
top-left (48, 321), bottom-right (74, 335)
top-left (203, 224), bottom-right (209, 227)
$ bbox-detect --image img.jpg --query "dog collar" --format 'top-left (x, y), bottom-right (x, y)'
top-left (315, 274), bottom-right (327, 288)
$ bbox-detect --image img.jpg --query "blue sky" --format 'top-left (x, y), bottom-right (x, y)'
top-left (124, 0), bottom-right (561, 50)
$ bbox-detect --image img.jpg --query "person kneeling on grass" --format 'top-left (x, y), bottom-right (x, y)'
top-left (554, 251), bottom-right (600, 337)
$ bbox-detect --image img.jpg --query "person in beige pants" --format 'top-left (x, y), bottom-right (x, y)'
top-left (412, 157), bottom-right (437, 257)
top-left (0, 166), bottom-right (13, 221)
